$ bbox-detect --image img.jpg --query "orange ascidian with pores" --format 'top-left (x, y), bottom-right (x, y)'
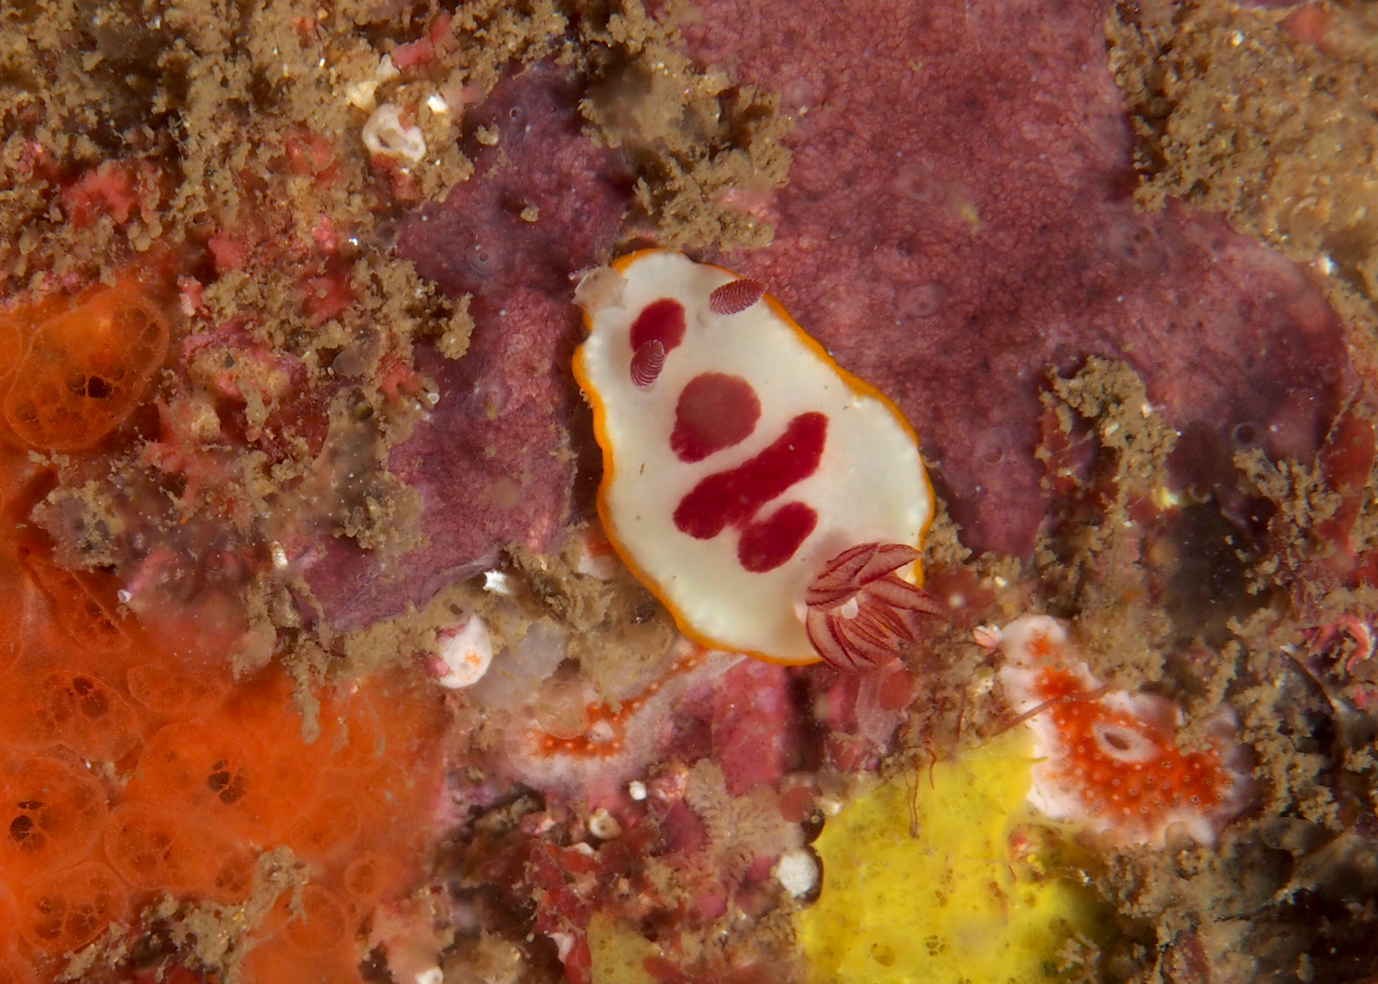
top-left (573, 249), bottom-right (942, 670)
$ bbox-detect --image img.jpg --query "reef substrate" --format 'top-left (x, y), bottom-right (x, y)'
top-left (0, 0), bottom-right (1377, 983)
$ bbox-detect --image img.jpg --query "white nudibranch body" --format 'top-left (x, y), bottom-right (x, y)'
top-left (573, 249), bottom-right (939, 668)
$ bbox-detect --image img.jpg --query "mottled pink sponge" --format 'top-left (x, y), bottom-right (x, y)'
top-left (683, 0), bottom-right (1353, 555)
top-left (307, 68), bottom-right (631, 627)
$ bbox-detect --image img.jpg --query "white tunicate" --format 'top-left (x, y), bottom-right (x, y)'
top-left (774, 848), bottom-right (819, 898)
top-left (627, 780), bottom-right (647, 801)
top-left (436, 616), bottom-right (493, 688)
top-left (362, 103), bottom-right (426, 164)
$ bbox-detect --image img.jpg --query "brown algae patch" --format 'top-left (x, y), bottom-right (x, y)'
top-left (1110, 0), bottom-right (1378, 342)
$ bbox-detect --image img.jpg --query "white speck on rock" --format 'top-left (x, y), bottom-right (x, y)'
top-left (774, 848), bottom-right (819, 898)
top-left (483, 570), bottom-right (516, 596)
top-left (588, 807), bottom-right (622, 840)
top-left (363, 103), bottom-right (426, 163)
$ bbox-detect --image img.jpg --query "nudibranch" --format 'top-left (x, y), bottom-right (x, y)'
top-left (990, 615), bottom-right (1251, 848)
top-left (573, 249), bottom-right (939, 668)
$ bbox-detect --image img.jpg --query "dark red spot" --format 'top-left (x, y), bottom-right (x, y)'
top-left (674, 412), bottom-right (828, 540)
top-left (630, 298), bottom-right (686, 355)
top-left (670, 372), bottom-right (761, 462)
top-left (738, 501), bottom-right (818, 572)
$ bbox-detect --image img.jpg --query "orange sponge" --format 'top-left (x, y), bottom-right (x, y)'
top-left (3, 281), bottom-right (169, 451)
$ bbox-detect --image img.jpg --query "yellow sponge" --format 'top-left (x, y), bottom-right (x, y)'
top-left (798, 731), bottom-right (1098, 984)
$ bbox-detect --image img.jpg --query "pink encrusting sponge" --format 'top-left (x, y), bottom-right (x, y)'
top-left (573, 250), bottom-right (940, 668)
top-left (994, 615), bottom-right (1252, 847)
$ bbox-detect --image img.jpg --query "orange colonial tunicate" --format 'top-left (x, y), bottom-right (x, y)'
top-left (0, 546), bottom-right (35, 676)
top-left (288, 793), bottom-right (362, 865)
top-left (243, 935), bottom-right (363, 984)
top-left (131, 720), bottom-right (297, 842)
top-left (0, 885), bottom-right (35, 984)
top-left (0, 755), bottom-right (108, 880)
top-left (19, 859), bottom-right (129, 953)
top-left (243, 886), bottom-right (362, 984)
top-left (339, 850), bottom-right (395, 917)
top-left (315, 698), bottom-right (387, 774)
top-left (3, 279), bottom-right (169, 451)
top-left (19, 547), bottom-right (131, 656)
top-left (0, 951), bottom-right (36, 984)
top-left (16, 669), bottom-right (143, 764)
top-left (103, 800), bottom-right (204, 891)
top-left (104, 801), bottom-right (255, 904)
top-left (125, 660), bottom-right (231, 716)
top-left (283, 885), bottom-right (351, 953)
top-left (0, 314), bottom-right (23, 405)
top-left (0, 523), bottom-right (449, 983)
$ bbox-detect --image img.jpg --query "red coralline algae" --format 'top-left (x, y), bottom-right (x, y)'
top-left (680, 0), bottom-right (1353, 556)
top-left (307, 66), bottom-right (632, 627)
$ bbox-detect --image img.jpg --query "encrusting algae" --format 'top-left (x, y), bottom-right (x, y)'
top-left (797, 731), bottom-right (1102, 984)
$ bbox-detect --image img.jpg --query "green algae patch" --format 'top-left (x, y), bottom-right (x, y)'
top-left (798, 732), bottom-right (1099, 984)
